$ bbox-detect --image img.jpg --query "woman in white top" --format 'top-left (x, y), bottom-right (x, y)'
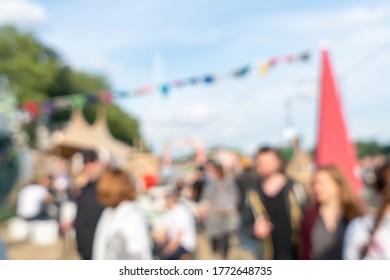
top-left (92, 169), bottom-right (152, 260)
top-left (343, 162), bottom-right (390, 259)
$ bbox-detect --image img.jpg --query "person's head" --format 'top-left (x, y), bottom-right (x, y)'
top-left (82, 149), bottom-right (104, 181)
top-left (374, 161), bottom-right (390, 198)
top-left (313, 165), bottom-right (364, 221)
top-left (207, 160), bottom-right (225, 180)
top-left (97, 168), bottom-right (137, 208)
top-left (165, 189), bottom-right (179, 210)
top-left (254, 146), bottom-right (285, 178)
top-left (38, 174), bottom-right (52, 189)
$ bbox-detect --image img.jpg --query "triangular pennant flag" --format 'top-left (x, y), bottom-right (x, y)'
top-left (100, 91), bottom-right (113, 103)
top-left (70, 94), bottom-right (86, 107)
top-left (204, 75), bottom-right (215, 84)
top-left (85, 94), bottom-right (99, 104)
top-left (233, 66), bottom-right (251, 77)
top-left (268, 57), bottom-right (278, 67)
top-left (43, 101), bottom-right (55, 117)
top-left (259, 62), bottom-right (269, 76)
top-left (316, 46), bottom-right (362, 193)
top-left (161, 84), bottom-right (170, 97)
top-left (300, 52), bottom-right (310, 61)
top-left (22, 101), bottom-right (40, 119)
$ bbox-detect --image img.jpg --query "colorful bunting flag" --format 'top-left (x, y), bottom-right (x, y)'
top-left (259, 63), bottom-right (269, 76)
top-left (204, 75), bottom-right (215, 84)
top-left (43, 101), bottom-right (55, 118)
top-left (233, 66), bottom-right (251, 77)
top-left (22, 101), bottom-right (40, 119)
top-left (161, 84), bottom-right (170, 97)
top-left (20, 50), bottom-right (311, 118)
top-left (70, 95), bottom-right (86, 107)
top-left (100, 92), bottom-right (113, 103)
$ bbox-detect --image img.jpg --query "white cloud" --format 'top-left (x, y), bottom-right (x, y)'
top-left (0, 0), bottom-right (47, 26)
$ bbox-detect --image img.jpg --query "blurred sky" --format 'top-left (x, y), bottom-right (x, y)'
top-left (1, 0), bottom-right (390, 155)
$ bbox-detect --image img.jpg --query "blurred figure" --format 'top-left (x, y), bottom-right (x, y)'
top-left (16, 174), bottom-right (53, 221)
top-left (300, 165), bottom-right (364, 259)
top-left (93, 169), bottom-right (152, 260)
top-left (198, 161), bottom-right (239, 259)
top-left (52, 158), bottom-right (72, 201)
top-left (0, 236), bottom-right (7, 260)
top-left (191, 165), bottom-right (206, 202)
top-left (74, 149), bottom-right (105, 260)
top-left (154, 189), bottom-right (196, 260)
top-left (344, 162), bottom-right (390, 259)
top-left (243, 146), bottom-right (308, 260)
top-left (235, 156), bottom-right (258, 256)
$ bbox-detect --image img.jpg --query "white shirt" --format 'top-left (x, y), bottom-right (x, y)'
top-left (16, 184), bottom-right (49, 219)
top-left (163, 202), bottom-right (196, 252)
top-left (93, 201), bottom-right (152, 260)
top-left (343, 213), bottom-right (390, 259)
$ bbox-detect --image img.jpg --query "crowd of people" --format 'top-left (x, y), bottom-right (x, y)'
top-left (1, 145), bottom-right (390, 260)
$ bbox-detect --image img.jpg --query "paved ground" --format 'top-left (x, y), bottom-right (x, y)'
top-left (0, 223), bottom-right (255, 260)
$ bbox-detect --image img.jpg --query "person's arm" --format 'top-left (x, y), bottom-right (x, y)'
top-left (343, 217), bottom-right (366, 260)
top-left (162, 230), bottom-right (183, 256)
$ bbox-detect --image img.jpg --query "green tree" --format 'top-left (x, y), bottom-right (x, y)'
top-left (355, 140), bottom-right (382, 158)
top-left (0, 26), bottom-right (61, 102)
top-left (0, 25), bottom-right (144, 148)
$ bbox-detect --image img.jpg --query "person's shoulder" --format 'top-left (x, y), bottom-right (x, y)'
top-left (347, 214), bottom-right (373, 232)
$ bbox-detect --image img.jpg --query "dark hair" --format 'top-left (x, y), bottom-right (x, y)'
top-left (360, 161), bottom-right (390, 258)
top-left (255, 146), bottom-right (286, 173)
top-left (82, 149), bottom-right (98, 164)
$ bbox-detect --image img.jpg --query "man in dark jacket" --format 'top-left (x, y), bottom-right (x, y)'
top-left (242, 146), bottom-right (308, 260)
top-left (74, 150), bottom-right (105, 260)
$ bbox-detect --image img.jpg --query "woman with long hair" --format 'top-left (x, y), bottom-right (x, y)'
top-left (92, 168), bottom-right (152, 260)
top-left (300, 165), bottom-right (364, 259)
top-left (344, 161), bottom-right (390, 259)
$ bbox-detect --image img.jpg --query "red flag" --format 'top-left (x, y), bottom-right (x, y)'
top-left (316, 46), bottom-right (362, 193)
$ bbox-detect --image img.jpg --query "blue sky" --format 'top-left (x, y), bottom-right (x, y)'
top-left (1, 0), bottom-right (390, 155)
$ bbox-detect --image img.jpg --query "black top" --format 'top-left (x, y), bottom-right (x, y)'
top-left (192, 179), bottom-right (205, 202)
top-left (74, 180), bottom-right (104, 260)
top-left (260, 186), bottom-right (294, 260)
top-left (236, 169), bottom-right (258, 213)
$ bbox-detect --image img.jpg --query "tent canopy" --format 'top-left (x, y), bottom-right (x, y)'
top-left (51, 109), bottom-right (134, 160)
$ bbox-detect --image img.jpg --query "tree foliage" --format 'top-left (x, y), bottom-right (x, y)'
top-left (0, 25), bottom-right (142, 147)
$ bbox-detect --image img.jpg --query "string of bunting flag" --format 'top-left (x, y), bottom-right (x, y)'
top-left (21, 50), bottom-right (310, 120)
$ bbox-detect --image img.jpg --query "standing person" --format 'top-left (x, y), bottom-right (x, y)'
top-left (198, 161), bottom-right (239, 259)
top-left (16, 174), bottom-right (53, 221)
top-left (154, 189), bottom-right (196, 260)
top-left (343, 162), bottom-right (390, 259)
top-left (93, 169), bottom-right (152, 260)
top-left (300, 165), bottom-right (364, 259)
top-left (243, 146), bottom-right (308, 260)
top-left (74, 150), bottom-right (105, 260)
top-left (235, 156), bottom-right (258, 257)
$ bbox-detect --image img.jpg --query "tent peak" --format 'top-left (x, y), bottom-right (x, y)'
top-left (319, 40), bottom-right (331, 51)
